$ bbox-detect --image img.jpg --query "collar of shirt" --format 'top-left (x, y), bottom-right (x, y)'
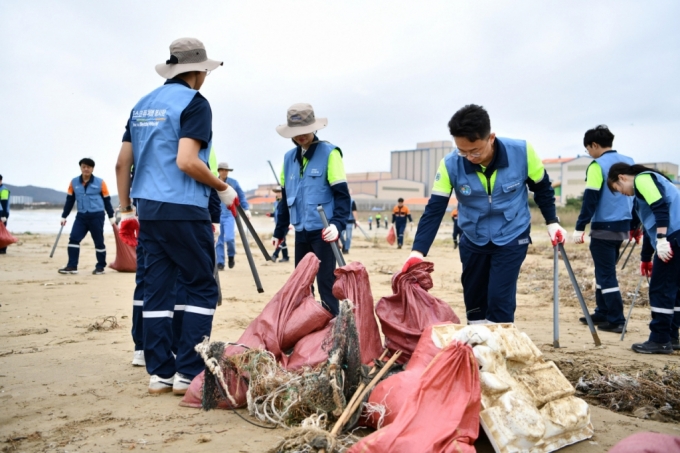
top-left (293, 134), bottom-right (320, 165)
top-left (462, 139), bottom-right (508, 176)
top-left (79, 175), bottom-right (95, 189)
top-left (165, 78), bottom-right (192, 89)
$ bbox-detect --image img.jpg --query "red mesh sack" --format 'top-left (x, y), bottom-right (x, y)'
top-left (181, 252), bottom-right (333, 409)
top-left (348, 341), bottom-right (481, 453)
top-left (332, 262), bottom-right (384, 365)
top-left (386, 225), bottom-right (396, 245)
top-left (376, 261), bottom-right (459, 363)
top-left (109, 224), bottom-right (137, 272)
top-left (362, 323), bottom-right (452, 428)
top-left (609, 433), bottom-right (680, 453)
top-left (0, 222), bottom-right (17, 249)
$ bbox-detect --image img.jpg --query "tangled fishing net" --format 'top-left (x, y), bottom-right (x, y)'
top-left (196, 300), bottom-right (364, 452)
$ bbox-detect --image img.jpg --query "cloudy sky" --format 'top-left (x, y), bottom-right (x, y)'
top-left (1, 0), bottom-right (679, 193)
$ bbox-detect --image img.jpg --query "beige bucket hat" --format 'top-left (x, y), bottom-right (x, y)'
top-left (155, 37), bottom-right (223, 79)
top-left (276, 103), bottom-right (328, 138)
top-left (217, 162), bottom-right (233, 171)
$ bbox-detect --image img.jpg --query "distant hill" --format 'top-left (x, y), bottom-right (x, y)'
top-left (5, 184), bottom-right (119, 207)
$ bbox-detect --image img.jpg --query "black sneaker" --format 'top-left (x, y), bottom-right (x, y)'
top-left (217, 263), bottom-right (225, 271)
top-left (279, 257), bottom-right (290, 263)
top-left (0, 249), bottom-right (6, 254)
top-left (92, 268), bottom-right (105, 275)
top-left (671, 339), bottom-right (680, 351)
top-left (58, 267), bottom-right (78, 274)
top-left (228, 257), bottom-right (235, 269)
top-left (579, 314), bottom-right (608, 325)
top-left (454, 241), bottom-right (458, 250)
top-left (598, 323), bottom-right (625, 334)
top-left (631, 340), bottom-right (673, 355)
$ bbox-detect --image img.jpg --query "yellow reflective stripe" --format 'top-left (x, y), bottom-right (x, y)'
top-left (475, 170), bottom-right (497, 194)
top-left (635, 174), bottom-right (663, 205)
top-left (526, 142), bottom-right (545, 183)
top-left (279, 164), bottom-right (285, 187)
top-left (432, 159), bottom-right (453, 194)
top-left (208, 145), bottom-right (218, 176)
top-left (585, 161), bottom-right (603, 190)
top-left (327, 149), bottom-right (346, 184)
top-left (0, 189), bottom-right (9, 200)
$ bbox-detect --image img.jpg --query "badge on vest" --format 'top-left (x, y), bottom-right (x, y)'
top-left (310, 168), bottom-right (321, 176)
top-left (459, 184), bottom-right (472, 196)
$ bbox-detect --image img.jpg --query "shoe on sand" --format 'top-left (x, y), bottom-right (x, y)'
top-left (631, 340), bottom-right (673, 355)
top-left (58, 267), bottom-right (78, 274)
top-left (149, 375), bottom-right (174, 394)
top-left (173, 373), bottom-right (192, 395)
top-left (132, 350), bottom-right (145, 367)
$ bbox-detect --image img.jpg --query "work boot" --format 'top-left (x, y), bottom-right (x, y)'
top-left (631, 340), bottom-right (673, 355)
top-left (228, 257), bottom-right (235, 269)
top-left (672, 338), bottom-right (680, 351)
top-left (217, 263), bottom-right (225, 271)
top-left (58, 266), bottom-right (78, 274)
top-left (579, 313), bottom-right (607, 325)
top-left (597, 323), bottom-right (625, 334)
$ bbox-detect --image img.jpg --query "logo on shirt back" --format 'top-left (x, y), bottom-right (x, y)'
top-left (459, 184), bottom-right (472, 196)
top-left (131, 109), bottom-right (167, 128)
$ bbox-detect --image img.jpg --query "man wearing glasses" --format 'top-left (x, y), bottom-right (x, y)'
top-left (402, 104), bottom-right (566, 324)
top-left (115, 38), bottom-right (238, 395)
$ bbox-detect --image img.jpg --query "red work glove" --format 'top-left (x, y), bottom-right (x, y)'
top-left (229, 196), bottom-right (240, 217)
top-left (547, 223), bottom-right (567, 247)
top-left (401, 251), bottom-right (424, 273)
top-left (640, 260), bottom-right (653, 278)
top-left (119, 211), bottom-right (140, 247)
top-left (629, 228), bottom-right (643, 244)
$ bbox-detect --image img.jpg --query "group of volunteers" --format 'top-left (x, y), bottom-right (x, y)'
top-left (47, 35), bottom-right (679, 396)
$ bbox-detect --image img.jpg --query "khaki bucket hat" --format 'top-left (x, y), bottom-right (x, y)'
top-left (217, 162), bottom-right (233, 171)
top-left (276, 103), bottom-right (328, 138)
top-left (155, 37), bottom-right (223, 79)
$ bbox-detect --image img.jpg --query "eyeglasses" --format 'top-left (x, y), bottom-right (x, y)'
top-left (456, 148), bottom-right (483, 158)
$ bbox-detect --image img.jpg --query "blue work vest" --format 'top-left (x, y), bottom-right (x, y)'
top-left (129, 83), bottom-right (211, 208)
top-left (72, 176), bottom-right (105, 213)
top-left (635, 172), bottom-right (680, 248)
top-left (591, 152), bottom-right (634, 224)
top-left (0, 184), bottom-right (9, 214)
top-left (283, 141), bottom-right (336, 232)
top-left (444, 137), bottom-right (531, 246)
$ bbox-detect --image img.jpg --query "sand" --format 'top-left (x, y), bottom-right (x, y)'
top-left (1, 219), bottom-right (679, 452)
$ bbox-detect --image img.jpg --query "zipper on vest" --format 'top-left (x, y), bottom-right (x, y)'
top-left (485, 175), bottom-right (492, 203)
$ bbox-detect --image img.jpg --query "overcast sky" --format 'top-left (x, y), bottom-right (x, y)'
top-left (1, 0), bottom-right (679, 194)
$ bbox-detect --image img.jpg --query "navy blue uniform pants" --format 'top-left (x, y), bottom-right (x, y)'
top-left (67, 213), bottom-right (106, 269)
top-left (395, 219), bottom-right (407, 246)
top-left (139, 220), bottom-right (218, 380)
top-left (648, 234), bottom-right (680, 344)
top-left (272, 233), bottom-right (289, 259)
top-left (589, 238), bottom-right (626, 325)
top-left (294, 229), bottom-right (339, 316)
top-left (459, 234), bottom-right (529, 323)
top-left (452, 218), bottom-right (462, 242)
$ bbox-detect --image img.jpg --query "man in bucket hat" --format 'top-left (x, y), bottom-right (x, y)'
top-left (115, 37), bottom-right (238, 395)
top-left (215, 161), bottom-right (250, 270)
top-left (273, 103), bottom-right (351, 316)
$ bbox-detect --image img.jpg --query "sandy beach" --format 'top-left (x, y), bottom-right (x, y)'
top-left (1, 218), bottom-right (679, 452)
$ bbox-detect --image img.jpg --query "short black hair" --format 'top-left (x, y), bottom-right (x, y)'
top-left (398, 198), bottom-right (404, 202)
top-left (79, 158), bottom-right (95, 168)
top-left (606, 162), bottom-right (670, 193)
top-left (583, 125), bottom-right (614, 148)
top-left (448, 104), bottom-right (491, 142)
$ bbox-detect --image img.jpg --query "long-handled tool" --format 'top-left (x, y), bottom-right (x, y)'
top-left (214, 256), bottom-right (223, 306)
top-left (559, 243), bottom-right (602, 346)
top-left (50, 225), bottom-right (64, 258)
top-left (317, 205), bottom-right (346, 267)
top-left (235, 209), bottom-right (264, 293)
top-left (620, 240), bottom-right (637, 270)
top-left (267, 160), bottom-right (280, 186)
top-left (620, 275), bottom-right (645, 341)
top-left (616, 239), bottom-right (631, 265)
top-left (355, 222), bottom-right (370, 240)
top-left (553, 245), bottom-right (560, 348)
top-left (236, 204), bottom-right (272, 261)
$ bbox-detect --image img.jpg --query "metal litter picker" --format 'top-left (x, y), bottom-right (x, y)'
top-left (317, 205), bottom-right (346, 267)
top-left (49, 225), bottom-right (64, 258)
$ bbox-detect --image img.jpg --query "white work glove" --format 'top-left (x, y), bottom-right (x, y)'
top-left (272, 237), bottom-right (283, 248)
top-left (401, 251), bottom-right (424, 273)
top-left (109, 217), bottom-right (116, 226)
top-left (212, 223), bottom-right (220, 243)
top-left (60, 217), bottom-right (67, 226)
top-left (572, 230), bottom-right (585, 244)
top-left (547, 223), bottom-right (567, 246)
top-left (217, 186), bottom-right (237, 208)
top-left (656, 237), bottom-right (674, 263)
top-left (244, 209), bottom-right (252, 220)
top-left (322, 224), bottom-right (339, 242)
top-left (0, 217), bottom-right (6, 223)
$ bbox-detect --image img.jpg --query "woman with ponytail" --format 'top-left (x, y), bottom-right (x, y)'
top-left (608, 163), bottom-right (680, 354)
